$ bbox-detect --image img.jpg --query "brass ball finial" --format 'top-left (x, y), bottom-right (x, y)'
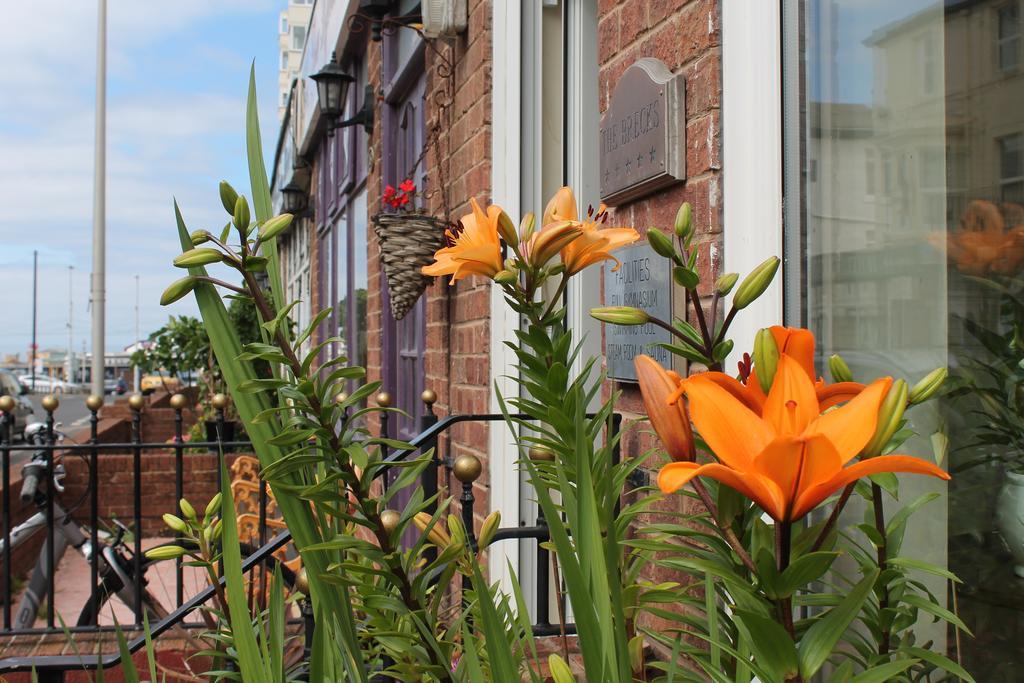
top-left (380, 509), bottom-right (400, 535)
top-left (85, 394), bottom-right (104, 412)
top-left (421, 388), bottom-right (437, 405)
top-left (41, 395), bottom-right (60, 413)
top-left (334, 391), bottom-right (350, 405)
top-left (294, 567), bottom-right (309, 595)
top-left (528, 445), bottom-right (556, 462)
top-left (375, 391), bottom-right (392, 408)
top-left (169, 393), bottom-right (188, 410)
top-left (0, 396), bottom-right (14, 413)
top-left (453, 454), bottom-right (482, 483)
top-left (211, 393), bottom-right (229, 410)
top-left (128, 393), bottom-right (144, 411)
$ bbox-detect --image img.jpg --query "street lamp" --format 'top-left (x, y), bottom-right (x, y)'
top-left (310, 52), bottom-right (353, 137)
top-left (280, 179), bottom-right (308, 214)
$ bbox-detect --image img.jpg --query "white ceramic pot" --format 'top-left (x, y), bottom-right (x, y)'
top-left (996, 470), bottom-right (1024, 578)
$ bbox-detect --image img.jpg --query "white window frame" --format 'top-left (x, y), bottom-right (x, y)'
top-left (280, 50), bottom-right (289, 70)
top-left (489, 0), bottom-right (523, 591)
top-left (280, 15), bottom-right (288, 34)
top-left (292, 25), bottom-right (307, 51)
top-left (723, 0), bottom-right (784, 353)
top-left (999, 132), bottom-right (1024, 200)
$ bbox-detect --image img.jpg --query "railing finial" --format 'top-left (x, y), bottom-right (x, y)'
top-left (85, 394), bottom-right (103, 412)
top-left (169, 393), bottom-right (187, 410)
top-left (41, 395), bottom-right (59, 413)
top-left (375, 391), bottom-right (392, 408)
top-left (453, 454), bottom-right (482, 484)
top-left (0, 396), bottom-right (13, 413)
top-left (128, 393), bottom-right (144, 412)
top-left (421, 388), bottom-right (437, 406)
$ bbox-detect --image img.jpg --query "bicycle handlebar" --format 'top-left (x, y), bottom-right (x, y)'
top-left (20, 462), bottom-right (44, 502)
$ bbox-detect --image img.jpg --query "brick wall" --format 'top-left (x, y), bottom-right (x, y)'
top-left (364, 0), bottom-right (495, 536)
top-left (599, 0), bottom-right (723, 644)
top-left (598, 0), bottom-right (722, 473)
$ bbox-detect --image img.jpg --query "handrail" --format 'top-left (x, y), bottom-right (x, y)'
top-left (0, 402), bottom-right (624, 677)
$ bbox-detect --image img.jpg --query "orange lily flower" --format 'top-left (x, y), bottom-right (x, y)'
top-left (936, 200), bottom-right (1024, 276)
top-left (542, 186), bottom-right (639, 275)
top-left (635, 355), bottom-right (695, 462)
top-left (422, 198), bottom-right (505, 283)
top-left (658, 354), bottom-right (949, 522)
top-left (522, 220), bottom-right (584, 270)
top-left (669, 326), bottom-right (866, 414)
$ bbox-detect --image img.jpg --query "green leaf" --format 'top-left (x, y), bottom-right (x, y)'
top-left (219, 453), bottom-right (270, 683)
top-left (732, 611), bottom-right (799, 681)
top-left (848, 659), bottom-right (917, 682)
top-left (798, 569), bottom-right (879, 679)
top-left (905, 646), bottom-right (975, 682)
top-left (469, 562), bottom-right (520, 683)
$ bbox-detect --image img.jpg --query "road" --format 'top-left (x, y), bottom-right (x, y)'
top-left (27, 393), bottom-right (110, 434)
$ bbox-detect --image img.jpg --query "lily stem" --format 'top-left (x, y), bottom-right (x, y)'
top-left (810, 483), bottom-right (856, 553)
top-left (871, 482), bottom-right (891, 655)
top-left (690, 479), bottom-right (757, 574)
top-left (648, 316), bottom-right (710, 356)
top-left (776, 522), bottom-right (797, 640)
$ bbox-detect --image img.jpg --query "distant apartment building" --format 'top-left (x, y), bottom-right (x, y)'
top-left (278, 0), bottom-right (314, 120)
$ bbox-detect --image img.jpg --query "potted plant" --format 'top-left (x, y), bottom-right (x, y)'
top-left (371, 179), bottom-right (448, 320)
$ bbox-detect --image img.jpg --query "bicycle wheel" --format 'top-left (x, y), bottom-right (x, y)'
top-left (76, 541), bottom-right (297, 627)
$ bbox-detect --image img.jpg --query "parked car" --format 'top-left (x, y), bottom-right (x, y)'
top-left (140, 374), bottom-right (182, 395)
top-left (16, 374), bottom-right (74, 394)
top-left (0, 369), bottom-right (34, 439)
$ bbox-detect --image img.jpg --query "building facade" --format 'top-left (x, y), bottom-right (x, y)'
top-left (270, 0), bottom-right (1024, 676)
top-left (278, 0), bottom-right (314, 120)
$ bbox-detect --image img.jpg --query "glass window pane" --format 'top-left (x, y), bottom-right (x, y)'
top-left (351, 190), bottom-right (368, 371)
top-left (335, 210), bottom-right (347, 362)
top-left (786, 0), bottom-right (1024, 676)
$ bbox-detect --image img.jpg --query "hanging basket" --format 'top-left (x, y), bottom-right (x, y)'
top-left (372, 212), bottom-right (448, 320)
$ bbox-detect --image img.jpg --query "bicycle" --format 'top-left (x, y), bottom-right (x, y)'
top-left (1, 423), bottom-right (296, 631)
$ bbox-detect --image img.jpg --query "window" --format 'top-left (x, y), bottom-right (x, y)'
top-left (280, 91), bottom-right (288, 107)
top-left (999, 3), bottom-right (1021, 71)
top-left (785, 0), bottom-right (1024, 677)
top-left (280, 50), bottom-right (288, 70)
top-left (291, 25), bottom-right (306, 51)
top-left (280, 15), bottom-right (288, 34)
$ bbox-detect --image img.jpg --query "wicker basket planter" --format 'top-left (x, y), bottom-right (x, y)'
top-left (372, 212), bottom-right (448, 320)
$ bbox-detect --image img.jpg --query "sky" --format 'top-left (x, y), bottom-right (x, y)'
top-left (0, 1), bottom-right (287, 358)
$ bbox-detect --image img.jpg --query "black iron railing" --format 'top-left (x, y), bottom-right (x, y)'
top-left (0, 391), bottom-right (626, 678)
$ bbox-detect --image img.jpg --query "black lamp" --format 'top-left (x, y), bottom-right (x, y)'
top-left (359, 0), bottom-right (393, 41)
top-left (280, 179), bottom-right (308, 214)
top-left (310, 52), bottom-right (354, 136)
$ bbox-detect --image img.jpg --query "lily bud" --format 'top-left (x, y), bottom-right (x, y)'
top-left (160, 277), bottom-right (197, 306)
top-left (590, 306), bottom-right (650, 326)
top-left (162, 513), bottom-right (188, 533)
top-left (497, 210), bottom-right (519, 248)
top-left (519, 212), bottom-right (536, 243)
top-left (173, 248), bottom-right (223, 268)
top-left (828, 354), bottom-right (853, 383)
top-left (753, 328), bottom-right (779, 394)
top-left (145, 545), bottom-right (187, 561)
top-left (635, 355), bottom-right (695, 462)
top-left (908, 367), bottom-right (947, 404)
top-left (180, 498), bottom-right (197, 521)
top-left (219, 181), bottom-right (238, 215)
top-left (478, 510), bottom-right (501, 549)
top-left (674, 201), bottom-right (693, 240)
top-left (733, 256), bottom-right (781, 310)
top-left (233, 195), bottom-right (250, 233)
top-left (204, 493), bottom-right (222, 521)
top-left (258, 213), bottom-right (293, 242)
top-left (548, 655), bottom-right (575, 683)
top-left (190, 230), bottom-right (212, 246)
top-left (646, 229), bottom-right (676, 260)
top-left (413, 512), bottom-right (451, 548)
top-left (243, 255), bottom-right (269, 272)
top-left (715, 273), bottom-right (739, 295)
top-left (493, 269), bottom-right (518, 285)
top-left (863, 379), bottom-right (908, 458)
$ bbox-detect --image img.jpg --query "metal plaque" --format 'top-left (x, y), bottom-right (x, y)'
top-left (599, 58), bottom-right (686, 206)
top-left (604, 243), bottom-right (673, 382)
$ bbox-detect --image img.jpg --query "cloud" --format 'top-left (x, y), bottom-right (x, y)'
top-left (0, 0), bottom-right (283, 357)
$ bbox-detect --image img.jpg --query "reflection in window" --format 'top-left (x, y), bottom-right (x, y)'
top-left (999, 132), bottom-right (1024, 201)
top-left (786, 0), bottom-right (1024, 676)
top-left (998, 3), bottom-right (1020, 71)
top-left (292, 25), bottom-right (306, 51)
